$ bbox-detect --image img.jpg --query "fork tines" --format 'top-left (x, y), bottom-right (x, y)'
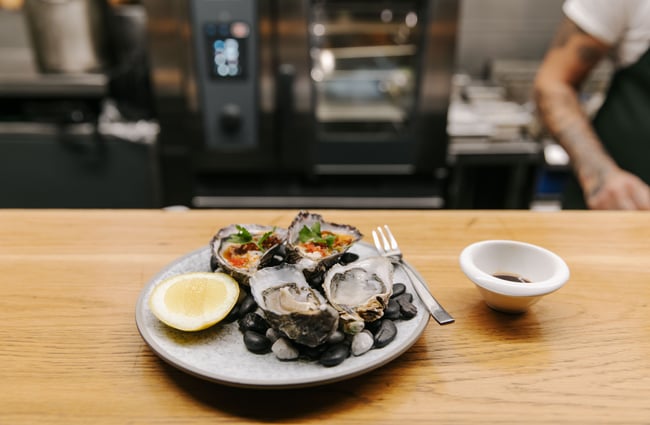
top-left (372, 225), bottom-right (399, 257)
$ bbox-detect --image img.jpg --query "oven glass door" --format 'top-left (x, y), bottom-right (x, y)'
top-left (310, 1), bottom-right (425, 147)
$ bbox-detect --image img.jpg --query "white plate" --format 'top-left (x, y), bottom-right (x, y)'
top-left (135, 242), bottom-right (430, 389)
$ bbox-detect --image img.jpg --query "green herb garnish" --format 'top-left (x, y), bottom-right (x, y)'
top-left (229, 225), bottom-right (276, 250)
top-left (299, 222), bottom-right (336, 248)
top-left (228, 225), bottom-right (253, 244)
top-left (256, 228), bottom-right (275, 250)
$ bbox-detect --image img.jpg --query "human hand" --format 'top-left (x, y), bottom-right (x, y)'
top-left (585, 168), bottom-right (650, 210)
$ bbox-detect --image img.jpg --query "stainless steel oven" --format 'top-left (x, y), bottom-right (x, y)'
top-left (143, 0), bottom-right (459, 208)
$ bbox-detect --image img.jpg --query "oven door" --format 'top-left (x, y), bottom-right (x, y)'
top-left (281, 0), bottom-right (458, 177)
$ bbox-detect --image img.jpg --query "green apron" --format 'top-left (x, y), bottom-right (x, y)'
top-left (562, 46), bottom-right (650, 209)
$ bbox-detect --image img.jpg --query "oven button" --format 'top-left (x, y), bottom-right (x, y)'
top-left (220, 103), bottom-right (242, 134)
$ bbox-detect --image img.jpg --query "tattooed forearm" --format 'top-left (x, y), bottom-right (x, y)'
top-left (534, 83), bottom-right (615, 194)
top-left (577, 45), bottom-right (603, 64)
top-left (535, 16), bottom-right (613, 196)
top-left (558, 117), bottom-right (611, 194)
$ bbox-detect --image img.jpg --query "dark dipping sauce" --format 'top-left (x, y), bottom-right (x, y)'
top-left (492, 272), bottom-right (531, 283)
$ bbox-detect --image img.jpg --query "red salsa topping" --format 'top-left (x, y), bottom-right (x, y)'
top-left (223, 233), bottom-right (281, 269)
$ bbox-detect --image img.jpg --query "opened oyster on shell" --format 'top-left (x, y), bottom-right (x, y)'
top-left (285, 211), bottom-right (362, 284)
top-left (249, 264), bottom-right (339, 347)
top-left (323, 256), bottom-right (394, 333)
top-left (210, 224), bottom-right (287, 285)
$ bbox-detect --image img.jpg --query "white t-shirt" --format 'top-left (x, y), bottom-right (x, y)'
top-left (564, 0), bottom-right (650, 69)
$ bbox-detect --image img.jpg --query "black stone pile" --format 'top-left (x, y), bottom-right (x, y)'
top-left (224, 281), bottom-right (418, 368)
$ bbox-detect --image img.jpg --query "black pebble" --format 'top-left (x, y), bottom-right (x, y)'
top-left (319, 343), bottom-right (350, 367)
top-left (222, 304), bottom-right (240, 323)
top-left (374, 319), bottom-right (398, 348)
top-left (263, 253), bottom-right (285, 267)
top-left (394, 293), bottom-right (418, 320)
top-left (243, 330), bottom-right (272, 354)
top-left (297, 343), bottom-right (329, 360)
top-left (307, 272), bottom-right (324, 288)
top-left (339, 252), bottom-right (359, 265)
top-left (393, 292), bottom-right (413, 303)
top-left (238, 294), bottom-right (258, 316)
top-left (238, 312), bottom-right (269, 334)
top-left (399, 300), bottom-right (418, 320)
top-left (364, 319), bottom-right (384, 335)
top-left (391, 283), bottom-right (406, 297)
top-left (384, 298), bottom-right (401, 320)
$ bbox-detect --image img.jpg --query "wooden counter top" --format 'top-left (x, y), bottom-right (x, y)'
top-left (1, 209), bottom-right (648, 424)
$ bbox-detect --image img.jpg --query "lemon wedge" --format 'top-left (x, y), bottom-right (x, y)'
top-left (149, 272), bottom-right (240, 332)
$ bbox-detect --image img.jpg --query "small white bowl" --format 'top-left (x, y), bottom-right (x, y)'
top-left (459, 240), bottom-right (570, 313)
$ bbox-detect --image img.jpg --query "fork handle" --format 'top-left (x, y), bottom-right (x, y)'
top-left (400, 262), bottom-right (455, 325)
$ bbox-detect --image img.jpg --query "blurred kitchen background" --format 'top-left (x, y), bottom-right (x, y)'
top-left (0, 0), bottom-right (612, 209)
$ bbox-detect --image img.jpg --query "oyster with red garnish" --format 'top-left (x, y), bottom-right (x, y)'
top-left (210, 224), bottom-right (287, 285)
top-left (284, 211), bottom-right (362, 285)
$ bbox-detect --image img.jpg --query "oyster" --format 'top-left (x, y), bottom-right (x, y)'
top-left (249, 264), bottom-right (339, 347)
top-left (285, 211), bottom-right (362, 284)
top-left (323, 256), bottom-right (394, 333)
top-left (210, 224), bottom-right (287, 285)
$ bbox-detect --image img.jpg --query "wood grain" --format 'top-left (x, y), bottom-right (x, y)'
top-left (0, 209), bottom-right (649, 424)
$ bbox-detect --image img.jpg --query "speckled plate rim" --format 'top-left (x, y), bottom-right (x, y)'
top-left (135, 242), bottom-right (430, 389)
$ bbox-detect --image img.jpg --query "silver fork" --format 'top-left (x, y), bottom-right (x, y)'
top-left (372, 225), bottom-right (454, 325)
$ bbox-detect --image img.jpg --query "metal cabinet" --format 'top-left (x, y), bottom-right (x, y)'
top-left (0, 123), bottom-right (160, 208)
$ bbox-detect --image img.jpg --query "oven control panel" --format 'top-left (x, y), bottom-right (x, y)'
top-left (190, 0), bottom-right (257, 149)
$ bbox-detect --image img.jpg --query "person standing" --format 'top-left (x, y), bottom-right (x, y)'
top-left (534, 0), bottom-right (650, 209)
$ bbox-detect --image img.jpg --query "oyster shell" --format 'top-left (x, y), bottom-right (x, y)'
top-left (249, 264), bottom-right (339, 347)
top-left (210, 224), bottom-right (287, 285)
top-left (323, 256), bottom-right (394, 333)
top-left (285, 211), bottom-right (362, 284)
